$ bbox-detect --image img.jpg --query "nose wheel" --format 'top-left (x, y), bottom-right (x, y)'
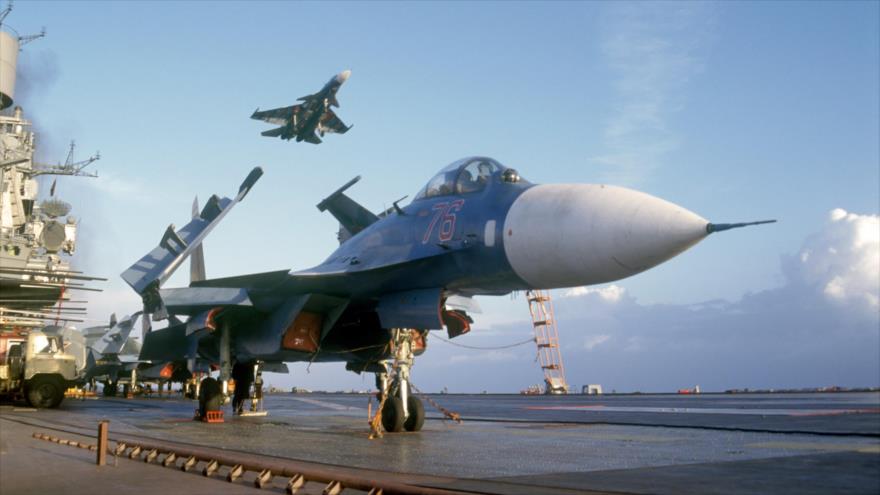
top-left (403, 394), bottom-right (425, 431)
top-left (376, 329), bottom-right (426, 433)
top-left (381, 395), bottom-right (405, 432)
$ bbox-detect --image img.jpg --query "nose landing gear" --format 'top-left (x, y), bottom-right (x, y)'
top-left (374, 328), bottom-right (426, 434)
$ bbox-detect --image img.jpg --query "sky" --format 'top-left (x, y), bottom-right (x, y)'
top-left (5, 1), bottom-right (878, 392)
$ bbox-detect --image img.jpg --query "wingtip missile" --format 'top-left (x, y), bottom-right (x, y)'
top-left (706, 219), bottom-right (777, 234)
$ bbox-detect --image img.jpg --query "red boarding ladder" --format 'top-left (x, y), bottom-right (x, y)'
top-left (526, 290), bottom-right (569, 394)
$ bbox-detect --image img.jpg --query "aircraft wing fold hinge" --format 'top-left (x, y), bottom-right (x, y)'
top-left (160, 225), bottom-right (188, 256)
top-left (200, 195), bottom-right (223, 222)
top-left (120, 167), bottom-right (263, 296)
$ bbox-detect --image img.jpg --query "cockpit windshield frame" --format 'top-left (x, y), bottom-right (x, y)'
top-left (414, 157), bottom-right (513, 201)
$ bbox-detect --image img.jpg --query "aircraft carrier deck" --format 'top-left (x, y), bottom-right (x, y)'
top-left (1, 391), bottom-right (878, 494)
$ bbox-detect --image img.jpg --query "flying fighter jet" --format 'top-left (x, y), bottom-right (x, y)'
top-left (251, 70), bottom-right (352, 144)
top-left (123, 157), bottom-right (774, 432)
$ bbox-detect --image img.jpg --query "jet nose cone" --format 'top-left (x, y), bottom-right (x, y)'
top-left (337, 70), bottom-right (352, 83)
top-left (503, 184), bottom-right (709, 289)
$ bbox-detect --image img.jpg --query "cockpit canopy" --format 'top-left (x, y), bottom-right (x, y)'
top-left (414, 157), bottom-right (525, 201)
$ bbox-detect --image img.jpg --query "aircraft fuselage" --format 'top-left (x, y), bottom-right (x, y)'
top-left (130, 157), bottom-right (771, 381)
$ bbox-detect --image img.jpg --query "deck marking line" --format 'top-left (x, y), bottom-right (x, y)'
top-left (524, 405), bottom-right (880, 416)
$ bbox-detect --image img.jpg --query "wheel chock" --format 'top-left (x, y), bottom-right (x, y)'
top-left (203, 410), bottom-right (224, 423)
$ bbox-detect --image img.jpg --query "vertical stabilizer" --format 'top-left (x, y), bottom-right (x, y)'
top-left (190, 196), bottom-right (206, 284)
top-left (316, 176), bottom-right (378, 240)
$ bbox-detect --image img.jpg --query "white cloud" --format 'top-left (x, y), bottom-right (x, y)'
top-left (788, 209), bottom-right (879, 311)
top-left (79, 172), bottom-right (158, 203)
top-left (564, 284), bottom-right (627, 303)
top-left (830, 208), bottom-right (848, 222)
top-left (594, 3), bottom-right (714, 183)
top-left (583, 334), bottom-right (611, 351)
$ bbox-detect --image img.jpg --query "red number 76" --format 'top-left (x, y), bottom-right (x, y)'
top-left (422, 200), bottom-right (465, 244)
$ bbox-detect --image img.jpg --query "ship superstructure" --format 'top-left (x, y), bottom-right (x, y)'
top-left (1, 2), bottom-right (103, 330)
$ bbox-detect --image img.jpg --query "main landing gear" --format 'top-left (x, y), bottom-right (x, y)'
top-left (232, 361), bottom-right (267, 417)
top-left (195, 361), bottom-right (267, 420)
top-left (102, 379), bottom-right (118, 397)
top-left (195, 320), bottom-right (234, 420)
top-left (376, 328), bottom-right (426, 433)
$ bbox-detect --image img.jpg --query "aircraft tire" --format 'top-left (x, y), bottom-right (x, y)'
top-left (199, 377), bottom-right (223, 418)
top-left (27, 376), bottom-right (63, 409)
top-left (404, 396), bottom-right (425, 432)
top-left (381, 397), bottom-right (405, 433)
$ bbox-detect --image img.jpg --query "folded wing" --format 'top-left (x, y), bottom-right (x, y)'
top-left (121, 167), bottom-right (263, 314)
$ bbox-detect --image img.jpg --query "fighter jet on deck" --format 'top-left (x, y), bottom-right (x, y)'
top-left (122, 157), bottom-right (774, 433)
top-left (81, 313), bottom-right (143, 396)
top-left (251, 70), bottom-right (352, 144)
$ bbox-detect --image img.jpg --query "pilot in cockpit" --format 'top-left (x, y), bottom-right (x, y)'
top-left (457, 168), bottom-right (479, 194)
top-left (477, 162), bottom-right (492, 185)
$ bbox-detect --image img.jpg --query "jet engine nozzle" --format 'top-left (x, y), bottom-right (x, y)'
top-left (502, 184), bottom-right (709, 289)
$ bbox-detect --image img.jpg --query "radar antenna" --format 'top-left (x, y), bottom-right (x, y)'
top-left (0, 1), bottom-right (45, 47)
top-left (0, 1), bottom-right (12, 27)
top-left (34, 141), bottom-right (100, 178)
top-left (17, 27), bottom-right (45, 47)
